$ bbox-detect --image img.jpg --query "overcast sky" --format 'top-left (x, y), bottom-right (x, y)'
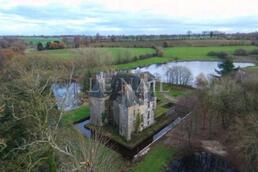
top-left (0, 0), bottom-right (258, 35)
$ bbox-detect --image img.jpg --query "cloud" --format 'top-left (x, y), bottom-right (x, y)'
top-left (0, 0), bottom-right (257, 35)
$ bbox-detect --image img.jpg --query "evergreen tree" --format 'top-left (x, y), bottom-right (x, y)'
top-left (216, 57), bottom-right (235, 75)
top-left (37, 42), bottom-right (44, 51)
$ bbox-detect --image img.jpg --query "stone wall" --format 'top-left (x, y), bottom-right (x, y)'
top-left (118, 100), bottom-right (156, 141)
top-left (89, 95), bottom-right (110, 126)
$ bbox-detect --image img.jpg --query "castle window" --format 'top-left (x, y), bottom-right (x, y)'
top-left (148, 112), bottom-right (150, 119)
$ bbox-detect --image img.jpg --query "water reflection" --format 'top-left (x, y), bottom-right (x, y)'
top-left (132, 61), bottom-right (255, 86)
top-left (52, 82), bottom-right (82, 111)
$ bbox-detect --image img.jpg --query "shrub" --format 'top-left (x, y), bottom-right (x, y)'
top-left (37, 42), bottom-right (44, 51)
top-left (45, 41), bottom-right (65, 50)
top-left (207, 51), bottom-right (218, 56)
top-left (216, 52), bottom-right (228, 59)
top-left (233, 49), bottom-right (248, 56)
top-left (207, 51), bottom-right (228, 59)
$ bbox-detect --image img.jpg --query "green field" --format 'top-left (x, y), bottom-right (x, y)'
top-left (129, 145), bottom-right (176, 172)
top-left (162, 45), bottom-right (257, 60)
top-left (21, 37), bottom-right (62, 46)
top-left (117, 45), bottom-right (257, 69)
top-left (155, 83), bottom-right (193, 117)
top-left (27, 47), bottom-right (155, 60)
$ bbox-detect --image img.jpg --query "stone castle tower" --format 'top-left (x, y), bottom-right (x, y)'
top-left (89, 72), bottom-right (157, 141)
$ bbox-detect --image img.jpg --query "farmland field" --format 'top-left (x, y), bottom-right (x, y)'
top-left (21, 37), bottom-right (62, 46)
top-left (163, 45), bottom-right (257, 60)
top-left (27, 47), bottom-right (155, 60)
top-left (26, 45), bottom-right (258, 70)
top-left (117, 45), bottom-right (258, 69)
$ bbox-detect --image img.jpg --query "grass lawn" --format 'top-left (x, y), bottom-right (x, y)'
top-left (160, 83), bottom-right (193, 98)
top-left (163, 45), bottom-right (257, 60)
top-left (129, 145), bottom-right (176, 172)
top-left (62, 105), bottom-right (90, 124)
top-left (155, 83), bottom-right (193, 117)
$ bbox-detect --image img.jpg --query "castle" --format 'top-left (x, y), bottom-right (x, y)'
top-left (89, 72), bottom-right (157, 141)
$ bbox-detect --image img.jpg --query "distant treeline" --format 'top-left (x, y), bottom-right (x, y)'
top-left (9, 31), bottom-right (258, 49)
top-left (37, 41), bottom-right (65, 51)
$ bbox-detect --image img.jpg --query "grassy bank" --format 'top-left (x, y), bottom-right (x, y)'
top-left (27, 47), bottom-right (155, 60)
top-left (116, 57), bottom-right (174, 69)
top-left (62, 105), bottom-right (90, 124)
top-left (129, 145), bottom-right (176, 172)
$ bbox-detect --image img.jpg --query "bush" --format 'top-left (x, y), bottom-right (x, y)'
top-left (207, 51), bottom-right (218, 56)
top-left (45, 41), bottom-right (65, 50)
top-left (163, 41), bottom-right (169, 48)
top-left (207, 51), bottom-right (228, 59)
top-left (37, 42), bottom-right (44, 51)
top-left (233, 49), bottom-right (248, 56)
top-left (217, 52), bottom-right (228, 59)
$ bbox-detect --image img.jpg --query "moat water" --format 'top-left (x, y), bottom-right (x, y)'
top-left (52, 82), bottom-right (82, 111)
top-left (73, 113), bottom-right (190, 159)
top-left (132, 61), bottom-right (255, 86)
top-left (166, 152), bottom-right (238, 172)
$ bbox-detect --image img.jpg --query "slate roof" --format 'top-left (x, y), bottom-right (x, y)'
top-left (90, 72), bottom-right (155, 107)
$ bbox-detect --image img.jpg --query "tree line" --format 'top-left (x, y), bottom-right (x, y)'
top-left (174, 66), bottom-right (258, 172)
top-left (37, 41), bottom-right (65, 51)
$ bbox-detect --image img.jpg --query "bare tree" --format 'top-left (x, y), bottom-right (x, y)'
top-left (195, 73), bottom-right (208, 89)
top-left (0, 56), bottom-right (119, 171)
top-left (166, 66), bottom-right (193, 86)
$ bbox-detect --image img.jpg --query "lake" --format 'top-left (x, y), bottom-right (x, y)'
top-left (132, 61), bottom-right (255, 86)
